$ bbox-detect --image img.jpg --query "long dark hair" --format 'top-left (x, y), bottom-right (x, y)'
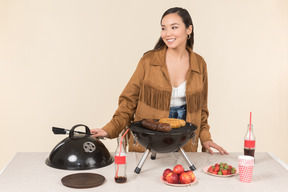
top-left (154, 7), bottom-right (194, 50)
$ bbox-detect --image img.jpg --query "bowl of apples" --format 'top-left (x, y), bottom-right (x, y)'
top-left (161, 164), bottom-right (197, 186)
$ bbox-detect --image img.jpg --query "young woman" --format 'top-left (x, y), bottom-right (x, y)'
top-left (91, 7), bottom-right (228, 155)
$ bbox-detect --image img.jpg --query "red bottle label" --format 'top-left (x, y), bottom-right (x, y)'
top-left (115, 155), bottom-right (126, 164)
top-left (244, 140), bottom-right (255, 148)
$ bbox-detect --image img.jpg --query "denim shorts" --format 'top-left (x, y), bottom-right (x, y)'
top-left (169, 105), bottom-right (187, 120)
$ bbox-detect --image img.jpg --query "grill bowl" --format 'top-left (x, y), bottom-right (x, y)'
top-left (130, 120), bottom-right (197, 153)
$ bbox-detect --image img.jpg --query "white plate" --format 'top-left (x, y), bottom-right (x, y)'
top-left (203, 166), bottom-right (238, 177)
top-left (161, 176), bottom-right (198, 187)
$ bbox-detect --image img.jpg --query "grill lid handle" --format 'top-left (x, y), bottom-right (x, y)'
top-left (69, 124), bottom-right (91, 138)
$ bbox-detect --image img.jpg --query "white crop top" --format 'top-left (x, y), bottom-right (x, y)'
top-left (170, 81), bottom-right (187, 107)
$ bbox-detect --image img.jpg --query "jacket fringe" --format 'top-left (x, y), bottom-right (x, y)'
top-left (186, 91), bottom-right (202, 113)
top-left (141, 83), bottom-right (171, 111)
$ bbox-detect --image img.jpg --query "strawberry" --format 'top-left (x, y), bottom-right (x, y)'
top-left (208, 166), bottom-right (214, 173)
top-left (222, 169), bottom-right (228, 175)
top-left (214, 166), bottom-right (220, 172)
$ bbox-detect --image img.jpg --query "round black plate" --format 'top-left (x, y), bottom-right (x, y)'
top-left (61, 173), bottom-right (105, 188)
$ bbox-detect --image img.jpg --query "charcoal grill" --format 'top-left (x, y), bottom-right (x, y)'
top-left (129, 120), bottom-right (197, 174)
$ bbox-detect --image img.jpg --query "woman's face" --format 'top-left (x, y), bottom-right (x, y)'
top-left (161, 13), bottom-right (192, 50)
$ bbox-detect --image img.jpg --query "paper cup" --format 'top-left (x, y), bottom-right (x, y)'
top-left (238, 155), bottom-right (254, 183)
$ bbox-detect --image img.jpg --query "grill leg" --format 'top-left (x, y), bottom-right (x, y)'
top-left (151, 151), bottom-right (156, 160)
top-left (134, 148), bottom-right (150, 174)
top-left (179, 147), bottom-right (196, 171)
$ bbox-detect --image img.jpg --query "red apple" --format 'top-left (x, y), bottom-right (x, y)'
top-left (165, 172), bottom-right (179, 184)
top-left (185, 170), bottom-right (195, 181)
top-left (179, 172), bottom-right (192, 184)
top-left (162, 168), bottom-right (172, 180)
top-left (173, 164), bottom-right (184, 175)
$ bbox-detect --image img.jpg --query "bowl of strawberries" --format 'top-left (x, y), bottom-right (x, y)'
top-left (203, 162), bottom-right (238, 177)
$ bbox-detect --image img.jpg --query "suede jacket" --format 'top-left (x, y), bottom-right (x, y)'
top-left (102, 46), bottom-right (212, 152)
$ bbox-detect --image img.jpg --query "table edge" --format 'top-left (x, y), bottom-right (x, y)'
top-left (268, 152), bottom-right (288, 171)
top-left (0, 153), bottom-right (17, 176)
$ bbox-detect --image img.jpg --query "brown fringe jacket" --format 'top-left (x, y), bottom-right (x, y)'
top-left (102, 46), bottom-right (212, 152)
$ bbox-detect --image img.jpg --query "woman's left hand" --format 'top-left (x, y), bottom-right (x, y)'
top-left (202, 141), bottom-right (229, 155)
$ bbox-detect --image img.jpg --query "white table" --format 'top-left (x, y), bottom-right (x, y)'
top-left (0, 152), bottom-right (288, 192)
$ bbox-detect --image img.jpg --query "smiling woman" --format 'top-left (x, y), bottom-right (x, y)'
top-left (160, 13), bottom-right (191, 51)
top-left (91, 7), bottom-right (228, 155)
top-left (156, 7), bottom-right (194, 50)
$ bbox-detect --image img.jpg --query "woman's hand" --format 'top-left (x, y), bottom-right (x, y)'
top-left (90, 128), bottom-right (109, 138)
top-left (202, 141), bottom-right (229, 155)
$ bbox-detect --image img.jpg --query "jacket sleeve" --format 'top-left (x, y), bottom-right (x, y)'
top-left (199, 57), bottom-right (213, 145)
top-left (102, 57), bottom-right (146, 138)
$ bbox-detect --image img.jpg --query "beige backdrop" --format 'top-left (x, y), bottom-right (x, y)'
top-left (1, 0), bottom-right (288, 171)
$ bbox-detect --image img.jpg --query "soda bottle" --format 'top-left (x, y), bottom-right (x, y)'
top-left (244, 123), bottom-right (256, 158)
top-left (114, 133), bottom-right (127, 183)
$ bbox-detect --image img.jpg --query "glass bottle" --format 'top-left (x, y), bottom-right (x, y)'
top-left (114, 134), bottom-right (127, 183)
top-left (244, 124), bottom-right (256, 157)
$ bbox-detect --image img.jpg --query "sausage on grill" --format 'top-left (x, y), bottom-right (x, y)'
top-left (141, 119), bottom-right (172, 132)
